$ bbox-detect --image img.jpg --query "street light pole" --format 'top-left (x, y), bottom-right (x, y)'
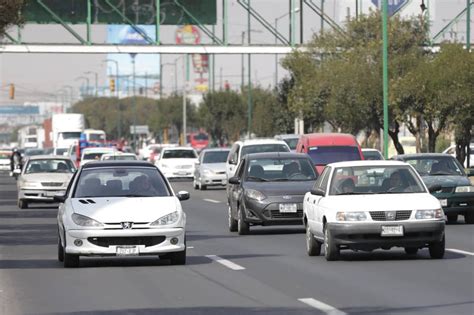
top-left (130, 53), bottom-right (137, 152)
top-left (183, 54), bottom-right (189, 146)
top-left (382, 0), bottom-right (389, 158)
top-left (105, 59), bottom-right (121, 139)
top-left (467, 0), bottom-right (471, 51)
top-left (85, 71), bottom-right (98, 97)
top-left (75, 76), bottom-right (90, 97)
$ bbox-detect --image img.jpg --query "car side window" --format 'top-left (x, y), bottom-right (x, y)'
top-left (227, 145), bottom-right (236, 163)
top-left (65, 171), bottom-right (78, 197)
top-left (317, 167), bottom-right (331, 192)
top-left (235, 159), bottom-right (246, 178)
top-left (233, 145), bottom-right (240, 163)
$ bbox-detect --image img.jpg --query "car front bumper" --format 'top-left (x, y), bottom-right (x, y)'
top-left (436, 194), bottom-right (474, 216)
top-left (162, 168), bottom-right (194, 178)
top-left (243, 197), bottom-right (304, 226)
top-left (64, 227), bottom-right (185, 256)
top-left (327, 220), bottom-right (445, 251)
top-left (200, 173), bottom-right (227, 186)
top-left (19, 189), bottom-right (66, 202)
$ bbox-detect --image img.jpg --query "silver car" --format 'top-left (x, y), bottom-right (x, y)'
top-left (193, 148), bottom-right (230, 190)
top-left (16, 155), bottom-right (76, 209)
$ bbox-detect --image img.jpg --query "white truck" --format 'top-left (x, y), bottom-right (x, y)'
top-left (52, 114), bottom-right (85, 151)
top-left (18, 125), bottom-right (45, 149)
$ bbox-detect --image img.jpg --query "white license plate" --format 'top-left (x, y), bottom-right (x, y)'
top-left (176, 171), bottom-right (189, 175)
top-left (381, 225), bottom-right (404, 237)
top-left (440, 199), bottom-right (447, 207)
top-left (45, 191), bottom-right (58, 197)
top-left (116, 246), bottom-right (139, 256)
top-left (279, 203), bottom-right (297, 213)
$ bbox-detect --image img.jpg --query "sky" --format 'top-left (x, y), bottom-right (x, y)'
top-left (0, 0), bottom-right (471, 106)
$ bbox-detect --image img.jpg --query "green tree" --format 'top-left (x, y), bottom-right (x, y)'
top-left (0, 0), bottom-right (24, 37)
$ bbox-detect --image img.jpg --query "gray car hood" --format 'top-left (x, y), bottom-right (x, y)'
top-left (421, 175), bottom-right (471, 188)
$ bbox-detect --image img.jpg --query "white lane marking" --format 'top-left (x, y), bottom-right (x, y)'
top-left (447, 248), bottom-right (474, 256)
top-left (205, 255), bottom-right (246, 270)
top-left (187, 246), bottom-right (195, 249)
top-left (203, 198), bottom-right (221, 204)
top-left (298, 298), bottom-right (347, 315)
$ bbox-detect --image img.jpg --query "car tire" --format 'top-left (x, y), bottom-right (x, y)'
top-left (199, 181), bottom-right (207, 190)
top-left (169, 248), bottom-right (186, 265)
top-left (228, 205), bottom-right (238, 232)
top-left (237, 206), bottom-right (250, 235)
top-left (404, 247), bottom-right (418, 255)
top-left (193, 179), bottom-right (199, 189)
top-left (306, 224), bottom-right (321, 256)
top-left (447, 214), bottom-right (458, 224)
top-left (18, 199), bottom-right (28, 209)
top-left (464, 212), bottom-right (474, 224)
top-left (63, 252), bottom-right (80, 268)
top-left (324, 226), bottom-right (339, 261)
top-left (58, 233), bottom-right (64, 262)
top-left (429, 235), bottom-right (445, 259)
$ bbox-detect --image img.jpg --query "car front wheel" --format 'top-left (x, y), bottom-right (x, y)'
top-left (237, 205), bottom-right (249, 235)
top-left (63, 252), bottom-right (80, 268)
top-left (169, 248), bottom-right (186, 265)
top-left (447, 214), bottom-right (458, 224)
top-left (18, 199), bottom-right (28, 209)
top-left (57, 232), bottom-right (64, 262)
top-left (429, 235), bottom-right (445, 259)
top-left (324, 226), bottom-right (339, 261)
top-left (464, 212), bottom-right (474, 224)
top-left (228, 206), bottom-right (237, 232)
top-left (306, 224), bottom-right (321, 256)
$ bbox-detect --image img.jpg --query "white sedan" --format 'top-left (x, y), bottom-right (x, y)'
top-left (56, 160), bottom-right (189, 267)
top-left (155, 147), bottom-right (198, 179)
top-left (303, 161), bottom-right (445, 261)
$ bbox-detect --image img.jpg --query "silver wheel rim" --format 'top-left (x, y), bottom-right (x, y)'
top-left (306, 226), bottom-right (311, 250)
top-left (324, 229), bottom-right (328, 254)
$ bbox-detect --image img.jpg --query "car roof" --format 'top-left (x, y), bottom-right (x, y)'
top-left (102, 152), bottom-right (136, 156)
top-left (393, 153), bottom-right (453, 159)
top-left (274, 134), bottom-right (300, 139)
top-left (162, 146), bottom-right (196, 151)
top-left (361, 148), bottom-right (381, 152)
top-left (236, 139), bottom-right (289, 146)
top-left (27, 155), bottom-right (72, 160)
top-left (82, 160), bottom-right (155, 169)
top-left (301, 133), bottom-right (358, 146)
top-left (327, 160), bottom-right (407, 168)
top-left (245, 152), bottom-right (311, 159)
top-left (82, 147), bottom-right (116, 153)
top-left (201, 148), bottom-right (230, 153)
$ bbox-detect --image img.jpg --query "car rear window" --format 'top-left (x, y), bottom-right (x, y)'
top-left (241, 144), bottom-right (289, 157)
top-left (308, 146), bottom-right (361, 165)
top-left (162, 150), bottom-right (197, 159)
top-left (203, 151), bottom-right (230, 163)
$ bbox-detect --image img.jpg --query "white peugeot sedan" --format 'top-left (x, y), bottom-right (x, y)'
top-left (303, 161), bottom-right (445, 261)
top-left (155, 147), bottom-right (198, 179)
top-left (56, 160), bottom-right (189, 268)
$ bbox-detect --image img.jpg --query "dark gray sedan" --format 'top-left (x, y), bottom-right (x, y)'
top-left (227, 152), bottom-right (318, 235)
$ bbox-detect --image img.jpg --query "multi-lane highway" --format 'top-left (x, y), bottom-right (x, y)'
top-left (0, 173), bottom-right (473, 315)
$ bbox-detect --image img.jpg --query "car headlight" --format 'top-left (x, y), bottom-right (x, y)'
top-left (71, 213), bottom-right (103, 227)
top-left (151, 211), bottom-right (180, 226)
top-left (22, 180), bottom-right (40, 187)
top-left (455, 186), bottom-right (474, 193)
top-left (245, 189), bottom-right (266, 201)
top-left (415, 209), bottom-right (444, 219)
top-left (202, 169), bottom-right (213, 175)
top-left (336, 211), bottom-right (367, 221)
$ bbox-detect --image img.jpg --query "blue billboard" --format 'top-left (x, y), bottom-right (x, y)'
top-left (371, 0), bottom-right (408, 15)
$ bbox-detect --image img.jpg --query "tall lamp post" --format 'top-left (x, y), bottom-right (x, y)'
top-left (105, 59), bottom-right (121, 139)
top-left (274, 7), bottom-right (300, 87)
top-left (75, 76), bottom-right (90, 97)
top-left (85, 71), bottom-right (98, 97)
top-left (62, 85), bottom-right (74, 112)
top-left (130, 53), bottom-right (137, 152)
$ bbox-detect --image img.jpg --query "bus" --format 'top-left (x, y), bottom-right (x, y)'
top-left (187, 132), bottom-right (209, 152)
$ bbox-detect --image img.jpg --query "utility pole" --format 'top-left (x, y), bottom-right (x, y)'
top-left (382, 0), bottom-right (389, 158)
top-left (467, 0), bottom-right (471, 50)
top-left (130, 53), bottom-right (137, 152)
top-left (105, 59), bottom-right (121, 138)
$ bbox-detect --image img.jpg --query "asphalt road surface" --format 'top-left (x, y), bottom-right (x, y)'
top-left (0, 173), bottom-right (473, 315)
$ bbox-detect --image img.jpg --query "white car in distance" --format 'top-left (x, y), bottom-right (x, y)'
top-left (80, 147), bottom-right (117, 166)
top-left (101, 153), bottom-right (138, 161)
top-left (56, 160), bottom-right (189, 267)
top-left (155, 147), bottom-right (198, 179)
top-left (304, 161), bottom-right (445, 261)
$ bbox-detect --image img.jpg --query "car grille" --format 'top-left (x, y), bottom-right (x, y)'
top-left (270, 209), bottom-right (304, 219)
top-left (439, 187), bottom-right (454, 193)
top-left (41, 182), bottom-right (63, 187)
top-left (88, 236), bottom-right (166, 247)
top-left (370, 211), bottom-right (412, 221)
top-left (177, 165), bottom-right (192, 169)
top-left (215, 171), bottom-right (226, 175)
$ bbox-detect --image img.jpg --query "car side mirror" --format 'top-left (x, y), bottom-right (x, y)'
top-left (53, 192), bottom-right (67, 203)
top-left (310, 188), bottom-right (325, 196)
top-left (177, 191), bottom-right (190, 201)
top-left (228, 176), bottom-right (240, 185)
top-left (428, 184), bottom-right (442, 193)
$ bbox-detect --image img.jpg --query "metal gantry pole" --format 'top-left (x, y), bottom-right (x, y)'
top-left (183, 54), bottom-right (189, 146)
top-left (467, 0), bottom-right (471, 50)
top-left (247, 0), bottom-right (252, 139)
top-left (275, 18), bottom-right (279, 88)
top-left (86, 0), bottom-right (91, 45)
top-left (320, 0), bottom-right (325, 34)
top-left (131, 54), bottom-right (137, 152)
top-left (382, 0), bottom-right (389, 158)
top-left (241, 32), bottom-right (245, 91)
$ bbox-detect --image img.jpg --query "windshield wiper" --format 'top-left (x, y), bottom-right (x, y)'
top-left (247, 176), bottom-right (268, 182)
top-left (122, 194), bottom-right (154, 197)
top-left (336, 192), bottom-right (367, 195)
top-left (272, 178), bottom-right (290, 181)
